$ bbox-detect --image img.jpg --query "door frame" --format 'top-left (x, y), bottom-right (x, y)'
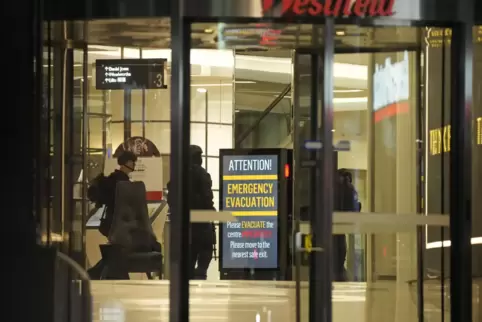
top-left (170, 14), bottom-right (473, 322)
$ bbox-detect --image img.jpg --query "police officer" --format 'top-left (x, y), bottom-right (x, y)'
top-left (333, 168), bottom-right (360, 281)
top-left (167, 145), bottom-right (215, 279)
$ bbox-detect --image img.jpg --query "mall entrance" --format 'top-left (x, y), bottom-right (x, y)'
top-left (168, 12), bottom-right (468, 321)
top-left (37, 2), bottom-right (478, 321)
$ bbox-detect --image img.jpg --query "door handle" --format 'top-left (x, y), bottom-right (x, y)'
top-left (295, 232), bottom-right (324, 252)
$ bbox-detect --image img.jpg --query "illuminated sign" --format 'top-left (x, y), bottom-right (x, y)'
top-left (263, 0), bottom-right (395, 17)
top-left (425, 27), bottom-right (482, 48)
top-left (429, 125), bottom-right (451, 156)
top-left (222, 155), bottom-right (279, 269)
top-left (429, 118), bottom-right (482, 156)
top-left (373, 51), bottom-right (410, 112)
top-left (95, 59), bottom-right (167, 90)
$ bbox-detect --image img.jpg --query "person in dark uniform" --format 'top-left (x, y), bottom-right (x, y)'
top-left (88, 151), bottom-right (138, 279)
top-left (167, 145), bottom-right (216, 280)
top-left (98, 151), bottom-right (138, 237)
top-left (333, 168), bottom-right (359, 281)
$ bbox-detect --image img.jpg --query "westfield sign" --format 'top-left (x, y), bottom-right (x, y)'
top-left (262, 0), bottom-right (395, 17)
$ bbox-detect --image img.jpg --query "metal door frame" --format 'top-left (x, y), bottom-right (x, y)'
top-left (291, 24), bottom-right (335, 322)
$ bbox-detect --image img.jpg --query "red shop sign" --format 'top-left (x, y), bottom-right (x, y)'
top-left (263, 0), bottom-right (395, 17)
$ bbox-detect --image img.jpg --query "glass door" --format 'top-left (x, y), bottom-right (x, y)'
top-left (292, 22), bottom-right (336, 322)
top-left (290, 23), bottom-right (457, 322)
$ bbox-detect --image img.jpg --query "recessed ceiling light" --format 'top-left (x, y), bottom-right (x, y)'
top-left (204, 28), bottom-right (213, 33)
top-left (197, 88), bottom-right (207, 93)
top-left (336, 30), bottom-right (345, 36)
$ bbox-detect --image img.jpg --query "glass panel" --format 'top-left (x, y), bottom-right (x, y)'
top-left (207, 124), bottom-right (232, 156)
top-left (192, 87), bottom-right (207, 122)
top-left (191, 123), bottom-right (207, 152)
top-left (110, 123), bottom-right (124, 151)
top-left (208, 79), bottom-right (234, 124)
top-left (144, 87), bottom-right (170, 121)
top-left (144, 122), bottom-right (171, 154)
top-left (207, 157), bottom-right (220, 190)
top-left (234, 51), bottom-right (292, 149)
top-left (423, 28), bottom-right (453, 320)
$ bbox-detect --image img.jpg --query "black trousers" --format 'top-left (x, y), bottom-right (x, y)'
top-left (191, 240), bottom-right (213, 280)
top-left (190, 224), bottom-right (215, 280)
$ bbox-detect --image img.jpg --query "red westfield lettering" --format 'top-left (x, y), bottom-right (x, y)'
top-left (263, 0), bottom-right (395, 17)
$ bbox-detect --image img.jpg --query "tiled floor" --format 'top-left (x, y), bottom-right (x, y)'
top-left (91, 281), bottom-right (417, 322)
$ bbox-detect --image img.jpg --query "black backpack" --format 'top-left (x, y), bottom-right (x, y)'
top-left (87, 173), bottom-right (109, 207)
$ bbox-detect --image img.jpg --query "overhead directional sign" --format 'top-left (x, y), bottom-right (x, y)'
top-left (95, 59), bottom-right (168, 90)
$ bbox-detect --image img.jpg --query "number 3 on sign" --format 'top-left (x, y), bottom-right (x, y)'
top-left (155, 73), bottom-right (163, 87)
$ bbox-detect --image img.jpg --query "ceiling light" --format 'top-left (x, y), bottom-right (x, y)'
top-left (197, 88), bottom-right (207, 93)
top-left (204, 28), bottom-right (213, 33)
top-left (336, 30), bottom-right (346, 36)
top-left (426, 237), bottom-right (482, 249)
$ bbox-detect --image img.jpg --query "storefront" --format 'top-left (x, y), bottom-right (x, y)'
top-left (30, 0), bottom-right (480, 321)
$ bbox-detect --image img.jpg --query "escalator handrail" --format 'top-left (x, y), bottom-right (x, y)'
top-left (235, 83), bottom-right (291, 147)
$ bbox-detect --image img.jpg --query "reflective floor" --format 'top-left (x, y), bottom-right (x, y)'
top-left (92, 281), bottom-right (421, 322)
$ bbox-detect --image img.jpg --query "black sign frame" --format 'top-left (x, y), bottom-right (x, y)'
top-left (95, 58), bottom-right (168, 90)
top-left (218, 148), bottom-right (291, 279)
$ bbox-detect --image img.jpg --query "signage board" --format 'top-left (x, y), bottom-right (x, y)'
top-left (428, 117), bottom-right (482, 156)
top-left (221, 154), bottom-right (279, 269)
top-left (262, 0), bottom-right (395, 17)
top-left (95, 59), bottom-right (167, 90)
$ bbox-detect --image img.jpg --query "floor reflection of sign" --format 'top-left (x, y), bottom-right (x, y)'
top-left (95, 59), bottom-right (167, 90)
top-left (222, 155), bottom-right (279, 269)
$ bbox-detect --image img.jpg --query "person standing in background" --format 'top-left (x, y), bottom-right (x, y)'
top-left (167, 145), bottom-right (216, 279)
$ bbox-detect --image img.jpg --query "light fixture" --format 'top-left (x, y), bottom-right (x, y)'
top-left (204, 28), bottom-right (214, 33)
top-left (277, 95), bottom-right (368, 104)
top-left (334, 89), bottom-right (363, 93)
top-left (197, 88), bottom-right (207, 93)
top-left (336, 30), bottom-right (346, 36)
top-left (426, 237), bottom-right (482, 249)
top-left (191, 81), bottom-right (256, 87)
